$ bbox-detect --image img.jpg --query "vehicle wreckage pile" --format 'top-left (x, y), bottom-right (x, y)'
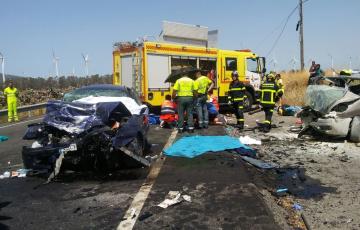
top-left (298, 84), bottom-right (360, 142)
top-left (21, 94), bottom-right (150, 182)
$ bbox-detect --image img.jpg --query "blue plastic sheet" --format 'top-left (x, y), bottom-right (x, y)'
top-left (163, 135), bottom-right (253, 158)
top-left (0, 135), bottom-right (9, 142)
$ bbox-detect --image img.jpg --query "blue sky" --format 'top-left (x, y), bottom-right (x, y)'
top-left (1, 0), bottom-right (359, 77)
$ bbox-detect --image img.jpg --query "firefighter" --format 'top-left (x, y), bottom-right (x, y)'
top-left (195, 71), bottom-right (214, 129)
top-left (172, 75), bottom-right (198, 133)
top-left (159, 95), bottom-right (177, 128)
top-left (260, 73), bottom-right (279, 132)
top-left (4, 80), bottom-right (19, 122)
top-left (228, 71), bottom-right (246, 130)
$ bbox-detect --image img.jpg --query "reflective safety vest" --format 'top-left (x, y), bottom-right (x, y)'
top-left (195, 76), bottom-right (212, 94)
top-left (260, 81), bottom-right (278, 105)
top-left (4, 87), bottom-right (18, 102)
top-left (173, 76), bottom-right (197, 97)
top-left (228, 80), bottom-right (247, 102)
top-left (161, 100), bottom-right (176, 115)
top-left (276, 78), bottom-right (285, 94)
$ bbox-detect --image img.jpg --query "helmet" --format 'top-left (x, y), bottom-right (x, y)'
top-left (266, 73), bottom-right (275, 81)
top-left (269, 71), bottom-right (276, 75)
top-left (231, 71), bottom-right (239, 77)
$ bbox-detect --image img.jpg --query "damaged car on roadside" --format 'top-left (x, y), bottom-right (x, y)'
top-left (298, 74), bottom-right (360, 142)
top-left (22, 84), bottom-right (151, 177)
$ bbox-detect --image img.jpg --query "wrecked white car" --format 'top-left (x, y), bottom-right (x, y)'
top-left (298, 84), bottom-right (360, 142)
top-left (22, 85), bottom-right (150, 175)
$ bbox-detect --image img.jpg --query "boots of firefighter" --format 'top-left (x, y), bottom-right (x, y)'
top-left (263, 123), bottom-right (271, 133)
top-left (188, 127), bottom-right (194, 133)
top-left (237, 120), bottom-right (244, 130)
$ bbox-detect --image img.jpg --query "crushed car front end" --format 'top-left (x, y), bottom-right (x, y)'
top-left (298, 85), bottom-right (360, 142)
top-left (22, 96), bottom-right (150, 175)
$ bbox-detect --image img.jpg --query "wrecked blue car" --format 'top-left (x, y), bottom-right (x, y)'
top-left (22, 85), bottom-right (150, 175)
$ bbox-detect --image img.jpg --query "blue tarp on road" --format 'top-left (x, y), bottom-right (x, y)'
top-left (163, 135), bottom-right (253, 158)
top-left (0, 135), bottom-right (9, 142)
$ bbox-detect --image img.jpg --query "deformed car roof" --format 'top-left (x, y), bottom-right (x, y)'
top-left (78, 84), bottom-right (130, 90)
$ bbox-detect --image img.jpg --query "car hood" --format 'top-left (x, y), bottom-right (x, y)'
top-left (43, 97), bottom-right (147, 134)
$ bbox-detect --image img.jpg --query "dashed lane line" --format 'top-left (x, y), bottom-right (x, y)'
top-left (117, 129), bottom-right (178, 230)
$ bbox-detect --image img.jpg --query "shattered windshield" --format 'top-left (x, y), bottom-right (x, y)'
top-left (63, 88), bottom-right (129, 102)
top-left (305, 85), bottom-right (347, 114)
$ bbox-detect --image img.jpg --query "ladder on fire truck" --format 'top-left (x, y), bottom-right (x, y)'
top-left (131, 51), bottom-right (142, 96)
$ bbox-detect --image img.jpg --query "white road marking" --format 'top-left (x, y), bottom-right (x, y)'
top-left (117, 129), bottom-right (178, 230)
top-left (0, 117), bottom-right (43, 129)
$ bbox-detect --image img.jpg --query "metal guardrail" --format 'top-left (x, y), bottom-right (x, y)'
top-left (0, 103), bottom-right (47, 116)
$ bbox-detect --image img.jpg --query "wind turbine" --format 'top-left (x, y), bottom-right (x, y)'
top-left (268, 55), bottom-right (278, 72)
top-left (0, 52), bottom-right (5, 84)
top-left (349, 56), bottom-right (352, 70)
top-left (328, 54), bottom-right (335, 76)
top-left (82, 53), bottom-right (89, 77)
top-left (52, 51), bottom-right (60, 78)
top-left (289, 56), bottom-right (298, 71)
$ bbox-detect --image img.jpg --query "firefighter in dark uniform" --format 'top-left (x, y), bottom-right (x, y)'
top-left (228, 71), bottom-right (246, 130)
top-left (260, 73), bottom-right (279, 132)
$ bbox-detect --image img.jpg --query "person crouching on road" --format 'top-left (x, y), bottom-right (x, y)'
top-left (260, 73), bottom-right (279, 132)
top-left (195, 71), bottom-right (214, 129)
top-left (228, 71), bottom-right (246, 130)
top-left (160, 95), bottom-right (177, 128)
top-left (4, 80), bottom-right (19, 122)
top-left (172, 75), bottom-right (198, 133)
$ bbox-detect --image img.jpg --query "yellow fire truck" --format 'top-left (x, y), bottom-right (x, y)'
top-left (112, 41), bottom-right (266, 111)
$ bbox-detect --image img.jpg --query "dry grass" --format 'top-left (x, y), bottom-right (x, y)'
top-left (281, 71), bottom-right (309, 106)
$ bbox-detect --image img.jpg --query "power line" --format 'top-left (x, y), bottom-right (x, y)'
top-left (265, 5), bottom-right (299, 58)
top-left (254, 16), bottom-right (289, 50)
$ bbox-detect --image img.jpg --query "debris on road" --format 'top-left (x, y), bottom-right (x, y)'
top-left (239, 135), bottom-right (261, 145)
top-left (241, 156), bottom-right (277, 169)
top-left (163, 135), bottom-right (253, 158)
top-left (0, 171), bottom-right (10, 179)
top-left (277, 197), bottom-right (307, 230)
top-left (0, 169), bottom-right (31, 179)
top-left (157, 191), bottom-right (191, 209)
top-left (0, 135), bottom-right (9, 142)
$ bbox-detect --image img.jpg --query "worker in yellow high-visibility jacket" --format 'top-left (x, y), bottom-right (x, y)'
top-left (194, 71), bottom-right (214, 129)
top-left (172, 75), bottom-right (198, 133)
top-left (4, 80), bottom-right (19, 122)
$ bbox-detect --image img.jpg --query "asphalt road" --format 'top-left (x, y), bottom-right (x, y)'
top-left (0, 118), bottom-right (279, 230)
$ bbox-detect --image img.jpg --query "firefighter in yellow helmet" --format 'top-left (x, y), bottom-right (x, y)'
top-left (4, 80), bottom-right (19, 122)
top-left (259, 73), bottom-right (278, 132)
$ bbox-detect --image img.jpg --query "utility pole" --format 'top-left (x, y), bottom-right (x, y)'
top-left (299, 0), bottom-right (305, 71)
